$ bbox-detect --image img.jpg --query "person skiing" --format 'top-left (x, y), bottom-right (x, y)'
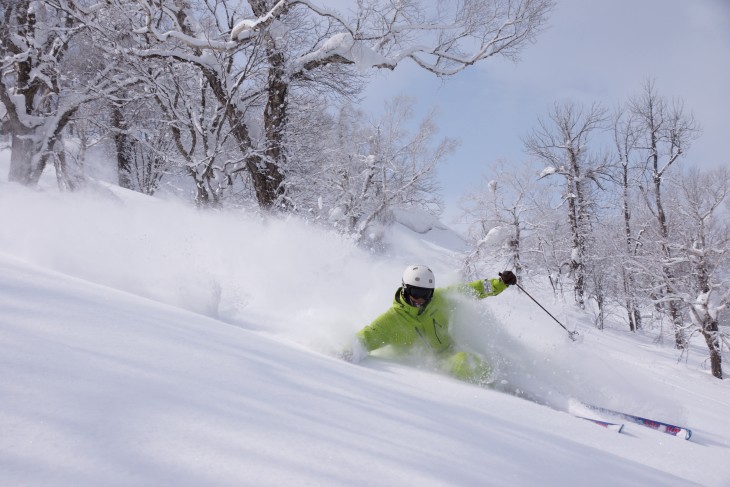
top-left (345, 264), bottom-right (517, 384)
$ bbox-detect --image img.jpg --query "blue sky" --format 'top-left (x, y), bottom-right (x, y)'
top-left (362, 0), bottom-right (730, 226)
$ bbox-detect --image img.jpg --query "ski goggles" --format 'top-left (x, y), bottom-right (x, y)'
top-left (405, 285), bottom-right (434, 300)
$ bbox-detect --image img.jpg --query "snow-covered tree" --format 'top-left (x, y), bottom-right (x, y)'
top-left (672, 168), bottom-right (729, 378)
top-left (45, 0), bottom-right (552, 208)
top-left (141, 61), bottom-right (248, 205)
top-left (0, 0), bottom-right (137, 189)
top-left (627, 79), bottom-right (701, 348)
top-left (3, 0), bottom-right (554, 207)
top-left (611, 105), bottom-right (646, 331)
top-left (287, 97), bottom-right (455, 241)
top-left (460, 159), bottom-right (543, 280)
top-left (524, 101), bottom-right (609, 308)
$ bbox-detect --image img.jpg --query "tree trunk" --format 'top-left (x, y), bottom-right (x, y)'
top-left (654, 165), bottom-right (686, 348)
top-left (566, 159), bottom-right (585, 308)
top-left (511, 218), bottom-right (523, 277)
top-left (52, 150), bottom-right (83, 191)
top-left (701, 318), bottom-right (723, 379)
top-left (694, 234), bottom-right (723, 379)
top-left (260, 45), bottom-right (288, 207)
top-left (200, 64), bottom-right (285, 209)
top-left (622, 268), bottom-right (640, 332)
top-left (111, 104), bottom-right (133, 189)
top-left (668, 299), bottom-right (685, 349)
top-left (8, 134), bottom-right (35, 184)
top-left (235, 0), bottom-right (288, 209)
top-left (621, 163), bottom-right (641, 331)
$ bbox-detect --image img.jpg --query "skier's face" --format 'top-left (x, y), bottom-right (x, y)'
top-left (404, 285), bottom-right (433, 307)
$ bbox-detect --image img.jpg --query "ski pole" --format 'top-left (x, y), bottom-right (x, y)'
top-left (514, 282), bottom-right (578, 341)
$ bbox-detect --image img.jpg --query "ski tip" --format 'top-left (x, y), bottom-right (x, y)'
top-left (665, 426), bottom-right (693, 440)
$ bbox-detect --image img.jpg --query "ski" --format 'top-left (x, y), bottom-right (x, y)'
top-left (574, 415), bottom-right (624, 433)
top-left (583, 404), bottom-right (692, 440)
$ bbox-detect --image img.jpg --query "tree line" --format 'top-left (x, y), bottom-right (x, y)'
top-left (1, 0), bottom-right (551, 216)
top-left (461, 79), bottom-right (728, 379)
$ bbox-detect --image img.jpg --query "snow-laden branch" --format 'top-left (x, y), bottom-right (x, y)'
top-left (133, 12), bottom-right (237, 52)
top-left (129, 47), bottom-right (220, 70)
top-left (290, 32), bottom-right (393, 74)
top-left (230, 0), bottom-right (287, 41)
top-left (138, 26), bottom-right (237, 50)
top-left (288, 0), bottom-right (553, 76)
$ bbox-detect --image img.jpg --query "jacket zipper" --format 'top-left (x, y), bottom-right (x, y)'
top-left (414, 327), bottom-right (432, 350)
top-left (414, 321), bottom-right (443, 349)
top-left (432, 319), bottom-right (442, 344)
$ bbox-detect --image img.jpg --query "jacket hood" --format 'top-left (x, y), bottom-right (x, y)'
top-left (394, 286), bottom-right (430, 315)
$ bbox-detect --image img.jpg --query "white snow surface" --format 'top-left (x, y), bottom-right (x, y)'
top-left (1, 154), bottom-right (730, 486)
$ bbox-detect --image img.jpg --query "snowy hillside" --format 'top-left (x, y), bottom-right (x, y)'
top-left (1, 155), bottom-right (730, 486)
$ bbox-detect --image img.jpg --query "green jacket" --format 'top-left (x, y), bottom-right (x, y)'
top-left (357, 278), bottom-right (508, 354)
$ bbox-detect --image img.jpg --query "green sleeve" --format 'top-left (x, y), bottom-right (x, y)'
top-left (356, 308), bottom-right (400, 352)
top-left (468, 278), bottom-right (508, 298)
top-left (442, 278), bottom-right (507, 298)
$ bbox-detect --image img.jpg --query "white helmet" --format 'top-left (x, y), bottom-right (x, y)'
top-left (402, 265), bottom-right (435, 289)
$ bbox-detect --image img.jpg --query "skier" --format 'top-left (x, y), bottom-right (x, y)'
top-left (344, 265), bottom-right (517, 384)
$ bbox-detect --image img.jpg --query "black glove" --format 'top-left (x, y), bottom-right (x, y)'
top-left (499, 270), bottom-right (517, 286)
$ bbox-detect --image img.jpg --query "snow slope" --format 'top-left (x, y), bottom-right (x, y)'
top-left (1, 157), bottom-right (730, 486)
